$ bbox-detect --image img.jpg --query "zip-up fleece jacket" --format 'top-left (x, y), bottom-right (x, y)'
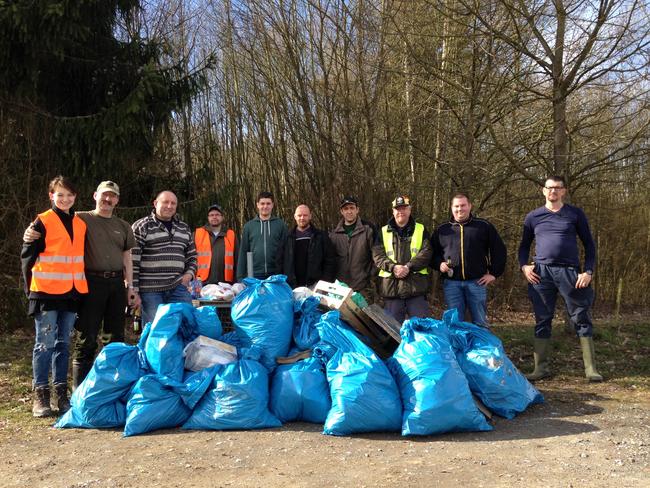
top-left (236, 216), bottom-right (288, 281)
top-left (279, 225), bottom-right (337, 288)
top-left (372, 217), bottom-right (432, 299)
top-left (431, 215), bottom-right (507, 281)
top-left (329, 218), bottom-right (378, 291)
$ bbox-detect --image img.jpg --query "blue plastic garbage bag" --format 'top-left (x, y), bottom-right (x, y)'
top-left (269, 350), bottom-right (330, 423)
top-left (191, 305), bottom-right (223, 341)
top-left (443, 309), bottom-right (544, 419)
top-left (231, 275), bottom-right (293, 370)
top-left (124, 364), bottom-right (223, 436)
top-left (316, 311), bottom-right (401, 435)
top-left (293, 296), bottom-right (322, 350)
top-left (123, 374), bottom-right (192, 437)
top-left (219, 330), bottom-right (244, 349)
top-left (144, 303), bottom-right (222, 381)
top-left (315, 310), bottom-right (371, 355)
top-left (178, 366), bottom-right (222, 409)
top-left (389, 316), bottom-right (493, 436)
top-left (182, 348), bottom-right (282, 431)
top-left (55, 343), bottom-right (148, 429)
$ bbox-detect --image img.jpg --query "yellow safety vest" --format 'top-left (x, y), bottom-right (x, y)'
top-left (378, 222), bottom-right (428, 277)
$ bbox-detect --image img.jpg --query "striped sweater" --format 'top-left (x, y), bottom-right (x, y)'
top-left (131, 211), bottom-right (197, 292)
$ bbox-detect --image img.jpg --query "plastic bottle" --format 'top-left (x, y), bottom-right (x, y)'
top-left (188, 278), bottom-right (203, 299)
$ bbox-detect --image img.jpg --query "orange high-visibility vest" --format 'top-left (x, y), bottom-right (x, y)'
top-left (195, 228), bottom-right (236, 283)
top-left (30, 209), bottom-right (88, 294)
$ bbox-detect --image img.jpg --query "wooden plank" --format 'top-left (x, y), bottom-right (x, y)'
top-left (362, 304), bottom-right (402, 342)
top-left (311, 280), bottom-right (396, 358)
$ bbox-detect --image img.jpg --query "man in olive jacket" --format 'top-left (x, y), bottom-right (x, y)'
top-left (329, 196), bottom-right (378, 297)
top-left (373, 195), bottom-right (432, 322)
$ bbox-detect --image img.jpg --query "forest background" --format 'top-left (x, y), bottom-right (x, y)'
top-left (1, 0), bottom-right (649, 332)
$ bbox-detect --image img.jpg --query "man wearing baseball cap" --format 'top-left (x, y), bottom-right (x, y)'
top-left (372, 195), bottom-right (432, 322)
top-left (329, 195), bottom-right (378, 297)
top-left (22, 180), bottom-right (138, 388)
top-left (195, 204), bottom-right (238, 284)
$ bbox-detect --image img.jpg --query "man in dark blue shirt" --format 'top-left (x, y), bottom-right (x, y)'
top-left (518, 175), bottom-right (602, 382)
top-left (431, 192), bottom-right (507, 327)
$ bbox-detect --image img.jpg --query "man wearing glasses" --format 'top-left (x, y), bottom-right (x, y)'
top-left (518, 175), bottom-right (603, 382)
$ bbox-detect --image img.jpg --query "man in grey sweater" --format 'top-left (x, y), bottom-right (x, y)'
top-left (131, 190), bottom-right (197, 326)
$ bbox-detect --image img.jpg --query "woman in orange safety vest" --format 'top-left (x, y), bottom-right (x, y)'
top-left (21, 176), bottom-right (88, 418)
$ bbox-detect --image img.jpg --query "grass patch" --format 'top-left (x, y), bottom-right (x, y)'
top-left (495, 320), bottom-right (650, 389)
top-left (0, 331), bottom-right (43, 426)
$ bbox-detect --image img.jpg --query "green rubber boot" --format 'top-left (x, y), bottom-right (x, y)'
top-left (526, 338), bottom-right (552, 381)
top-left (580, 337), bottom-right (604, 382)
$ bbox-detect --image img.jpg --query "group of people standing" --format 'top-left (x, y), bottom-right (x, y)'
top-left (21, 175), bottom-right (602, 418)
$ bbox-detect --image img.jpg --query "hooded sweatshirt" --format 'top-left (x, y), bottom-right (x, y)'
top-left (236, 216), bottom-right (288, 281)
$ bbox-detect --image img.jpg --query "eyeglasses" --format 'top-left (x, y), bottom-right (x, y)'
top-left (544, 186), bottom-right (565, 191)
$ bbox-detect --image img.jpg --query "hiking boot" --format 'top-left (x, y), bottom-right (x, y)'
top-left (52, 383), bottom-right (70, 414)
top-left (580, 337), bottom-right (604, 382)
top-left (526, 338), bottom-right (552, 381)
top-left (33, 386), bottom-right (52, 417)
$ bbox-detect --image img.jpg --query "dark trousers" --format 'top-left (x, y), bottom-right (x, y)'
top-left (383, 296), bottom-right (430, 324)
top-left (528, 264), bottom-right (594, 339)
top-left (73, 275), bottom-right (126, 362)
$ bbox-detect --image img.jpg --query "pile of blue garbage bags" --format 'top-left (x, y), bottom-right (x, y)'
top-left (56, 275), bottom-right (543, 437)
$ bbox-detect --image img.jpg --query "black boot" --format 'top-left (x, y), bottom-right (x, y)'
top-left (33, 386), bottom-right (52, 417)
top-left (72, 359), bottom-right (93, 389)
top-left (52, 383), bottom-right (70, 414)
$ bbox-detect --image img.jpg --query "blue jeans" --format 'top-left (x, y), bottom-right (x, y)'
top-left (443, 279), bottom-right (489, 327)
top-left (528, 264), bottom-right (593, 338)
top-left (33, 310), bottom-right (76, 387)
top-left (140, 283), bottom-right (193, 327)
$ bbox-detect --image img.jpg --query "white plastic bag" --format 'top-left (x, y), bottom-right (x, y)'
top-left (232, 283), bottom-right (246, 296)
top-left (292, 286), bottom-right (313, 301)
top-left (183, 336), bottom-right (238, 371)
top-left (200, 284), bottom-right (234, 301)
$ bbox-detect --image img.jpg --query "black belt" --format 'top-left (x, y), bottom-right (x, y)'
top-left (86, 270), bottom-right (123, 279)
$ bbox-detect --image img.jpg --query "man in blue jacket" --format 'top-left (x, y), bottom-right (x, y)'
top-left (518, 175), bottom-right (602, 382)
top-left (237, 191), bottom-right (288, 281)
top-left (431, 192), bottom-right (507, 328)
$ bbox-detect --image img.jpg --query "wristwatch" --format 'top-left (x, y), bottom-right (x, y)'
top-left (585, 270), bottom-right (593, 276)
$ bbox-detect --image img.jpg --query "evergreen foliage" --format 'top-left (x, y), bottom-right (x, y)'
top-left (0, 0), bottom-right (210, 192)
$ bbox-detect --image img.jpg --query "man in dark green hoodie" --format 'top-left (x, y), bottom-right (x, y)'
top-left (236, 191), bottom-right (288, 281)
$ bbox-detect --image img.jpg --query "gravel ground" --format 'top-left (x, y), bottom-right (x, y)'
top-left (1, 379), bottom-right (648, 488)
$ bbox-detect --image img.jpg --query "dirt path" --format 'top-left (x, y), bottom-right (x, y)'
top-left (1, 379), bottom-right (648, 488)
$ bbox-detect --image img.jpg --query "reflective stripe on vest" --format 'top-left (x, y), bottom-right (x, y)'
top-left (378, 222), bottom-right (428, 277)
top-left (223, 229), bottom-right (236, 282)
top-left (194, 227), bottom-right (212, 281)
top-left (30, 209), bottom-right (88, 294)
top-left (194, 227), bottom-right (236, 282)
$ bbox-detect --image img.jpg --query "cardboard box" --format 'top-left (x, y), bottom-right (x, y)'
top-left (312, 281), bottom-right (400, 358)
